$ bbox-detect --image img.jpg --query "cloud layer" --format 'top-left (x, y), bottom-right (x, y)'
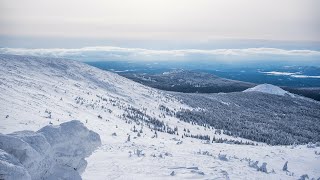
top-left (1, 0), bottom-right (319, 41)
top-left (0, 46), bottom-right (320, 62)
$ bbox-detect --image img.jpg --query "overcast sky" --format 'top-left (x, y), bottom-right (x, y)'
top-left (1, 0), bottom-right (319, 43)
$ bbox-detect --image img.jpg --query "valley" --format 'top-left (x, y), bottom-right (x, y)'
top-left (87, 61), bottom-right (320, 101)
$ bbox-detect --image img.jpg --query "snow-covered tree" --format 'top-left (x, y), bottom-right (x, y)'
top-left (282, 161), bottom-right (288, 171)
top-left (259, 162), bottom-right (267, 173)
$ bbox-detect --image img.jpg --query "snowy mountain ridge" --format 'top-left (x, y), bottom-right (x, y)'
top-left (0, 54), bottom-right (319, 180)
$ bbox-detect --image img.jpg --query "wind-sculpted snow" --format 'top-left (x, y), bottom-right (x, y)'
top-left (0, 120), bottom-right (101, 180)
top-left (0, 149), bottom-right (31, 180)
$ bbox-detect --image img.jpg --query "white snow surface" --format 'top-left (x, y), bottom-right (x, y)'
top-left (0, 120), bottom-right (101, 180)
top-left (0, 54), bottom-right (319, 180)
top-left (244, 83), bottom-right (295, 97)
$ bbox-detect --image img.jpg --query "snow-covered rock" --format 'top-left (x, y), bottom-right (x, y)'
top-left (244, 83), bottom-right (294, 97)
top-left (0, 149), bottom-right (31, 180)
top-left (0, 120), bottom-right (101, 180)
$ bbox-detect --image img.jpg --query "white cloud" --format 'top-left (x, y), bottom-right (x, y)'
top-left (291, 75), bottom-right (320, 78)
top-left (0, 46), bottom-right (320, 61)
top-left (262, 71), bottom-right (298, 76)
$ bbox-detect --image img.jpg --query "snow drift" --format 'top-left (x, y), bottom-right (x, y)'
top-left (0, 120), bottom-right (101, 180)
top-left (244, 83), bottom-right (294, 97)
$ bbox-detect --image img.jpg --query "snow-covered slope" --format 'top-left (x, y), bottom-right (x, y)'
top-left (244, 84), bottom-right (294, 97)
top-left (0, 54), bottom-right (188, 133)
top-left (0, 54), bottom-right (319, 180)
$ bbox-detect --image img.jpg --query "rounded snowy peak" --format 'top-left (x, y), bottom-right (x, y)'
top-left (244, 84), bottom-right (294, 97)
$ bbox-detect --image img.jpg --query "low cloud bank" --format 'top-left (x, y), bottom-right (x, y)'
top-left (0, 46), bottom-right (319, 61)
top-left (262, 71), bottom-right (320, 79)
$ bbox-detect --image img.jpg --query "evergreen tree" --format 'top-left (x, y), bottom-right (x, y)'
top-left (282, 161), bottom-right (288, 171)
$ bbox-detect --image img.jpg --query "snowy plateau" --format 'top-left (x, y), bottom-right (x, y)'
top-left (0, 54), bottom-right (319, 180)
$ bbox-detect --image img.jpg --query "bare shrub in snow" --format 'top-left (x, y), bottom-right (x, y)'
top-left (134, 149), bottom-right (145, 157)
top-left (249, 161), bottom-right (259, 170)
top-left (170, 171), bottom-right (175, 176)
top-left (218, 154), bottom-right (228, 161)
top-left (298, 174), bottom-right (309, 180)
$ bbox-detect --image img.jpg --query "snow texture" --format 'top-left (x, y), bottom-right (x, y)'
top-left (0, 120), bottom-right (101, 180)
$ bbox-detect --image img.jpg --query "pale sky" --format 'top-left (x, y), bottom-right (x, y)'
top-left (1, 0), bottom-right (319, 42)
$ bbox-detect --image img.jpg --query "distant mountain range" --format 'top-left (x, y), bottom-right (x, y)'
top-left (120, 70), bottom-right (320, 101)
top-left (121, 70), bottom-right (255, 93)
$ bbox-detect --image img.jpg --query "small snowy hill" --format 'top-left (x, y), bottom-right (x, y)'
top-left (244, 84), bottom-right (294, 97)
top-left (0, 54), bottom-right (319, 180)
